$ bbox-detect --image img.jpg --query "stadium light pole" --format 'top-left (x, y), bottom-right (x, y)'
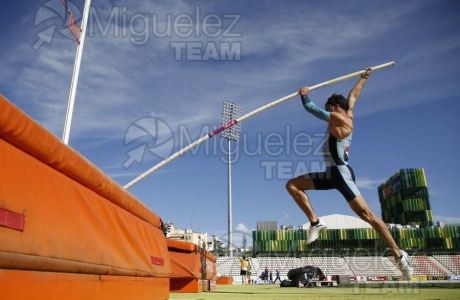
top-left (61, 0), bottom-right (92, 145)
top-left (221, 100), bottom-right (242, 257)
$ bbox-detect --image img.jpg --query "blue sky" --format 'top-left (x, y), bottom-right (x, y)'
top-left (1, 0), bottom-right (459, 249)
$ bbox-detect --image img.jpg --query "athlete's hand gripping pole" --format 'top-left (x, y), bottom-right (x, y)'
top-left (123, 61), bottom-right (395, 189)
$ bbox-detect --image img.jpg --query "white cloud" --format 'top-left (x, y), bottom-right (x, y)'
top-left (235, 222), bottom-right (251, 234)
top-left (356, 177), bottom-right (385, 190)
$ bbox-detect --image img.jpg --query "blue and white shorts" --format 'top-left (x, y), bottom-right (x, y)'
top-left (303, 165), bottom-right (360, 201)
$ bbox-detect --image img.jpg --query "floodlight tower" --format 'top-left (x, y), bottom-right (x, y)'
top-left (221, 100), bottom-right (242, 257)
top-left (61, 0), bottom-right (92, 145)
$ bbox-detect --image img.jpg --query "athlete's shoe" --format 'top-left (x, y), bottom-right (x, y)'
top-left (306, 220), bottom-right (327, 245)
top-left (397, 250), bottom-right (413, 281)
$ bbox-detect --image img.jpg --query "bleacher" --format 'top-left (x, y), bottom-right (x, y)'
top-left (216, 255), bottom-right (459, 279)
top-left (257, 257), bottom-right (297, 280)
top-left (344, 256), bottom-right (400, 277)
top-left (216, 256), bottom-right (242, 277)
top-left (433, 255), bottom-right (460, 275)
top-left (388, 255), bottom-right (448, 277)
top-left (300, 256), bottom-right (349, 276)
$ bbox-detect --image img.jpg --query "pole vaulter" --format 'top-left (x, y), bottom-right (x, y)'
top-left (124, 61), bottom-right (395, 189)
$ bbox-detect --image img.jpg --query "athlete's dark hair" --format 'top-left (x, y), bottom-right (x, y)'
top-left (326, 93), bottom-right (349, 111)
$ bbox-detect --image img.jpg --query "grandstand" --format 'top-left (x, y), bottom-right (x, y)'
top-left (253, 217), bottom-right (460, 256)
top-left (299, 256), bottom-right (349, 276)
top-left (433, 255), bottom-right (460, 275)
top-left (388, 255), bottom-right (449, 277)
top-left (216, 254), bottom-right (459, 282)
top-left (258, 256), bottom-right (297, 279)
top-left (344, 256), bottom-right (400, 277)
top-left (243, 216), bottom-right (460, 282)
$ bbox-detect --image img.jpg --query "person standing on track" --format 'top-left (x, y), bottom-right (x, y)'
top-left (285, 67), bottom-right (413, 280)
top-left (239, 256), bottom-right (249, 284)
top-left (274, 269), bottom-right (282, 284)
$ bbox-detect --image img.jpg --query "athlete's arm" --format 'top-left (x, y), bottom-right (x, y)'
top-left (299, 87), bottom-right (352, 138)
top-left (346, 67), bottom-right (371, 118)
top-left (299, 87), bottom-right (330, 121)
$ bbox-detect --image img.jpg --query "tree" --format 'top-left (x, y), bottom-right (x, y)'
top-left (212, 235), bottom-right (224, 255)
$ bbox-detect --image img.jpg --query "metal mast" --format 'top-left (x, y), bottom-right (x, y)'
top-left (221, 100), bottom-right (242, 257)
top-left (61, 0), bottom-right (92, 144)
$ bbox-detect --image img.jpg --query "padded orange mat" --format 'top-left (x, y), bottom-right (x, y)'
top-left (167, 239), bottom-right (216, 280)
top-left (0, 269), bottom-right (169, 300)
top-left (0, 96), bottom-right (170, 278)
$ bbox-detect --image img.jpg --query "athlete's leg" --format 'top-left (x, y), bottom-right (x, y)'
top-left (348, 195), bottom-right (402, 257)
top-left (334, 164), bottom-right (399, 255)
top-left (285, 176), bottom-right (319, 223)
top-left (349, 195), bottom-right (413, 279)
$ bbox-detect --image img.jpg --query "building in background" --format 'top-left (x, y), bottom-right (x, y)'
top-left (163, 222), bottom-right (207, 249)
top-left (378, 168), bottom-right (433, 228)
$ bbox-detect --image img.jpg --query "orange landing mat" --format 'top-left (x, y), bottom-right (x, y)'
top-left (0, 95), bottom-right (172, 298)
top-left (0, 269), bottom-right (169, 300)
top-left (167, 240), bottom-right (217, 293)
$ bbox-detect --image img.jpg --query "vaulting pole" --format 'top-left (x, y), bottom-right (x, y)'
top-left (123, 61), bottom-right (395, 189)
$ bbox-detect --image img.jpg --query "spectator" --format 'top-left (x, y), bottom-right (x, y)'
top-left (239, 256), bottom-right (248, 285)
top-left (274, 269), bottom-right (282, 283)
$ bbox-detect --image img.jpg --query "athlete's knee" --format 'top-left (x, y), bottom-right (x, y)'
top-left (356, 209), bottom-right (376, 224)
top-left (286, 176), bottom-right (315, 192)
top-left (285, 180), bottom-right (296, 192)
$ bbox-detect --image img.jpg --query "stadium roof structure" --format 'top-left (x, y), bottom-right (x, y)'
top-left (302, 214), bottom-right (372, 230)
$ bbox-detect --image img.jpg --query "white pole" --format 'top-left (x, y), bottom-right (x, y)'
top-left (124, 135), bottom-right (211, 189)
top-left (123, 61), bottom-right (395, 189)
top-left (62, 0), bottom-right (92, 145)
top-left (236, 61), bottom-right (395, 124)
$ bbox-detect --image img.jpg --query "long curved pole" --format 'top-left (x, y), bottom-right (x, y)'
top-left (124, 61), bottom-right (395, 189)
